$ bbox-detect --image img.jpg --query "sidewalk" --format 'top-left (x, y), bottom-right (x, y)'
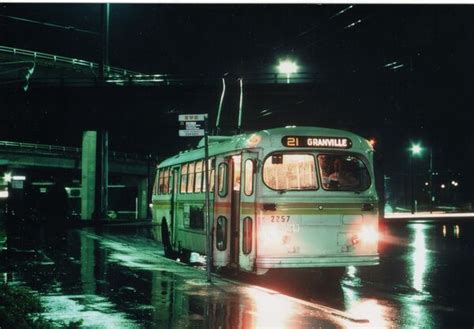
top-left (385, 211), bottom-right (474, 220)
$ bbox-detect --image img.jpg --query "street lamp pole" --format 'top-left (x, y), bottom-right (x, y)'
top-left (410, 155), bottom-right (415, 214)
top-left (409, 143), bottom-right (423, 214)
top-left (429, 148), bottom-right (433, 214)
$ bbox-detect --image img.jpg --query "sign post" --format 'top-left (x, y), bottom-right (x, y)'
top-left (179, 114), bottom-right (212, 282)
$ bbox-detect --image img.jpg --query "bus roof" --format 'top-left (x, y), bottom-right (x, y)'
top-left (157, 126), bottom-right (373, 168)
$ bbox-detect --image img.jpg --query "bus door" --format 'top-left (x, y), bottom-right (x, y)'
top-left (230, 155), bottom-right (242, 266)
top-left (170, 166), bottom-right (180, 246)
top-left (213, 155), bottom-right (232, 267)
top-left (239, 151), bottom-right (258, 272)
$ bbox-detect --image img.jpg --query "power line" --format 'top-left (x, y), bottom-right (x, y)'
top-left (271, 5), bottom-right (355, 53)
top-left (0, 14), bottom-right (100, 36)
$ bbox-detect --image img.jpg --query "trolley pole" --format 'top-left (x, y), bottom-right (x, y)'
top-left (204, 118), bottom-right (212, 282)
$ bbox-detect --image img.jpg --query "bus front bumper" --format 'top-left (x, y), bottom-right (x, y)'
top-left (256, 254), bottom-right (379, 269)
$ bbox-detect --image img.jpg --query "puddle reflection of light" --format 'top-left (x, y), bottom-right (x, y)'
top-left (343, 285), bottom-right (391, 328)
top-left (347, 265), bottom-right (357, 279)
top-left (454, 225), bottom-right (460, 238)
top-left (411, 224), bottom-right (428, 292)
top-left (248, 288), bottom-right (295, 328)
top-left (442, 225), bottom-right (446, 237)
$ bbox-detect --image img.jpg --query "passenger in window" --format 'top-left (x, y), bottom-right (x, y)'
top-left (327, 159), bottom-right (358, 189)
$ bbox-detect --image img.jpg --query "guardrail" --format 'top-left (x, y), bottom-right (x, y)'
top-left (0, 45), bottom-right (144, 77)
top-left (0, 140), bottom-right (160, 162)
top-left (0, 45), bottom-right (319, 86)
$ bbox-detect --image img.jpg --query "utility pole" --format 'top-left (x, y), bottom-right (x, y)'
top-left (99, 3), bottom-right (110, 83)
top-left (429, 148), bottom-right (434, 214)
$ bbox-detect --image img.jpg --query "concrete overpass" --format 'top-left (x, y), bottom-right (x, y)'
top-left (0, 140), bottom-right (156, 176)
top-left (0, 138), bottom-right (160, 220)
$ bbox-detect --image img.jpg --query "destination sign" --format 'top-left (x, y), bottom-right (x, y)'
top-left (179, 113), bottom-right (208, 137)
top-left (282, 136), bottom-right (352, 149)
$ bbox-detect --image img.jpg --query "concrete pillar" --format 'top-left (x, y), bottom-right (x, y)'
top-left (81, 131), bottom-right (97, 220)
top-left (81, 131), bottom-right (108, 220)
top-left (137, 178), bottom-right (149, 219)
top-left (93, 131), bottom-right (108, 219)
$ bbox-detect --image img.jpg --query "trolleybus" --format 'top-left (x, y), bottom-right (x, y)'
top-left (151, 126), bottom-right (379, 275)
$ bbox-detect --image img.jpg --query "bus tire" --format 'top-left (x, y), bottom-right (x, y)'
top-left (161, 218), bottom-right (173, 258)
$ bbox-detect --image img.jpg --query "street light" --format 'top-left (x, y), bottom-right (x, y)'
top-left (408, 142), bottom-right (434, 214)
top-left (410, 143), bottom-right (423, 156)
top-left (408, 142), bottom-right (424, 214)
top-left (277, 59), bottom-right (299, 84)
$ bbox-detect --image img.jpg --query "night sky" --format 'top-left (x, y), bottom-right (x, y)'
top-left (1, 4), bottom-right (474, 200)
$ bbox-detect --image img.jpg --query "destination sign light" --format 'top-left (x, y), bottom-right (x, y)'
top-left (282, 136), bottom-right (352, 149)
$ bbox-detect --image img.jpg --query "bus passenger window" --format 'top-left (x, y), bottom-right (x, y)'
top-left (210, 165), bottom-right (215, 192)
top-left (244, 159), bottom-right (254, 196)
top-left (153, 170), bottom-right (160, 194)
top-left (158, 169), bottom-right (164, 193)
top-left (216, 216), bottom-right (227, 251)
top-left (163, 168), bottom-right (170, 194)
top-left (194, 160), bottom-right (203, 193)
top-left (218, 163), bottom-right (228, 197)
top-left (202, 159), bottom-right (215, 192)
top-left (187, 162), bottom-right (195, 193)
top-left (180, 164), bottom-right (188, 193)
top-left (232, 156), bottom-right (241, 191)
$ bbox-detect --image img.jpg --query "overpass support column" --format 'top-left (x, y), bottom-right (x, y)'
top-left (81, 131), bottom-right (108, 220)
top-left (137, 178), bottom-right (149, 219)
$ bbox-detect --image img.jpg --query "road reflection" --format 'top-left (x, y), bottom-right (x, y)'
top-left (1, 218), bottom-right (473, 328)
top-left (411, 224), bottom-right (429, 292)
top-left (249, 288), bottom-right (296, 328)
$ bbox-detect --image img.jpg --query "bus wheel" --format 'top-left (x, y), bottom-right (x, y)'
top-left (161, 218), bottom-right (173, 258)
top-left (179, 249), bottom-right (191, 263)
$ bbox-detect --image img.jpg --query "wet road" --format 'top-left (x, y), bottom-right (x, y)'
top-left (1, 218), bottom-right (473, 328)
top-left (245, 219), bottom-right (474, 328)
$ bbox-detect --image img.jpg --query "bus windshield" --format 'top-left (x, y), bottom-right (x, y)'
top-left (263, 153), bottom-right (318, 190)
top-left (263, 152), bottom-right (371, 192)
top-left (318, 154), bottom-right (370, 191)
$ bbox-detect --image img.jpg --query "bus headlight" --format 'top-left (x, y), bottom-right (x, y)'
top-left (359, 226), bottom-right (378, 244)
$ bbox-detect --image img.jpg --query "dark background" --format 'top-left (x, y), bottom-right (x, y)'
top-left (1, 4), bottom-right (473, 203)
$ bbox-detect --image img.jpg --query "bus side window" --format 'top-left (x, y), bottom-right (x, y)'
top-left (153, 169), bottom-right (160, 195)
top-left (158, 169), bottom-right (164, 194)
top-left (194, 160), bottom-right (203, 193)
top-left (187, 162), bottom-right (196, 193)
top-left (218, 163), bottom-right (228, 197)
top-left (210, 159), bottom-right (215, 192)
top-left (163, 167), bottom-right (170, 194)
top-left (180, 164), bottom-right (188, 193)
top-left (202, 158), bottom-right (215, 193)
top-left (244, 159), bottom-right (254, 196)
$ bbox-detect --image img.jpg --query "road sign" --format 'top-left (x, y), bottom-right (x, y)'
top-left (177, 113), bottom-right (212, 282)
top-left (179, 114), bottom-right (208, 137)
top-left (179, 129), bottom-right (204, 137)
top-left (178, 114), bottom-right (207, 122)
